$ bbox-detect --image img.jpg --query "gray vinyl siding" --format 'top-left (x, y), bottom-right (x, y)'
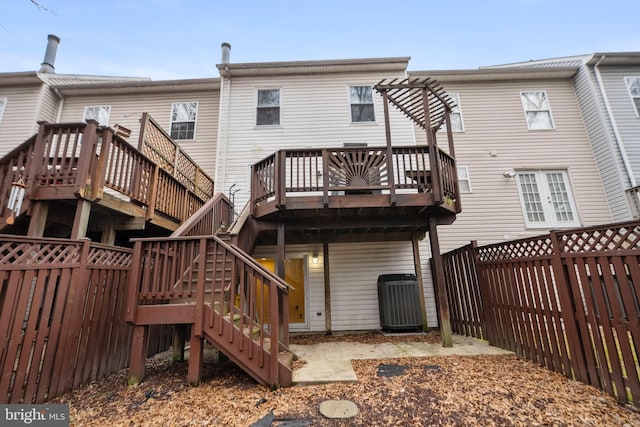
top-left (415, 76), bottom-right (613, 252)
top-left (215, 72), bottom-right (415, 209)
top-left (0, 85), bottom-right (43, 156)
top-left (598, 65), bottom-right (640, 184)
top-left (58, 90), bottom-right (220, 177)
top-left (574, 65), bottom-right (632, 221)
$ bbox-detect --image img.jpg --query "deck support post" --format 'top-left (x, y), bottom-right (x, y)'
top-left (26, 201), bottom-right (48, 237)
top-left (412, 233), bottom-right (429, 331)
top-left (428, 217), bottom-right (452, 347)
top-left (70, 199), bottom-right (91, 240)
top-left (128, 325), bottom-right (149, 385)
top-left (172, 325), bottom-right (187, 361)
top-left (323, 241), bottom-right (332, 334)
top-left (276, 223), bottom-right (285, 279)
top-left (187, 331), bottom-right (203, 386)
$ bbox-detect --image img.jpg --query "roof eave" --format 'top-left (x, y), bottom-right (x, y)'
top-left (408, 67), bottom-right (578, 82)
top-left (216, 57), bottom-right (410, 77)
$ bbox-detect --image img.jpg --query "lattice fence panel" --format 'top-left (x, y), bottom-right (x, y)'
top-left (477, 235), bottom-right (553, 262)
top-left (556, 222), bottom-right (640, 253)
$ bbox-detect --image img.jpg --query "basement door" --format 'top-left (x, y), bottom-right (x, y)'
top-left (257, 257), bottom-right (307, 330)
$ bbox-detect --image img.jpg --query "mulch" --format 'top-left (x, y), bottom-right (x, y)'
top-left (51, 332), bottom-right (640, 426)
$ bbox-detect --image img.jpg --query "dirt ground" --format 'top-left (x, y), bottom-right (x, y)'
top-left (52, 332), bottom-right (640, 426)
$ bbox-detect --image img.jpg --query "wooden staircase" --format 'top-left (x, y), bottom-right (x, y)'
top-left (126, 197), bottom-right (293, 388)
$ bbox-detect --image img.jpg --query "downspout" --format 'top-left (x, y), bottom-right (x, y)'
top-left (53, 87), bottom-right (64, 122)
top-left (593, 55), bottom-right (637, 188)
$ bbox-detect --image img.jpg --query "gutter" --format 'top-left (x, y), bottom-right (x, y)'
top-left (593, 54), bottom-right (637, 188)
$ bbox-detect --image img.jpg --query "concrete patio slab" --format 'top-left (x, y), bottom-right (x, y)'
top-left (290, 334), bottom-right (513, 385)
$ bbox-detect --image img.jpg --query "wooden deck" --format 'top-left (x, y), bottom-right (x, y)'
top-left (0, 115), bottom-right (214, 241)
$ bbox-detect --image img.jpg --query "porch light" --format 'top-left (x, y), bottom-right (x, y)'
top-left (311, 251), bottom-right (319, 264)
top-left (6, 177), bottom-right (27, 225)
top-left (503, 170), bottom-right (517, 178)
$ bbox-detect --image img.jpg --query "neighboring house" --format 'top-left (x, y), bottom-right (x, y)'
top-left (487, 53), bottom-right (640, 222)
top-left (408, 66), bottom-right (614, 252)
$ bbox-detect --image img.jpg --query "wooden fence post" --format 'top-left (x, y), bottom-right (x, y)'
top-left (548, 230), bottom-right (588, 382)
top-left (470, 240), bottom-right (493, 343)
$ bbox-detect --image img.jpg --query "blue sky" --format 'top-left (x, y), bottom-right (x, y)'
top-left (1, 0), bottom-right (639, 80)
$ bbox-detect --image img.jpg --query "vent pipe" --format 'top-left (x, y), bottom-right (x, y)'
top-left (220, 42), bottom-right (231, 64)
top-left (38, 34), bottom-right (60, 73)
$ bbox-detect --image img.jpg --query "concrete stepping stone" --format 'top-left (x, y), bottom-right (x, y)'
top-left (319, 399), bottom-right (358, 419)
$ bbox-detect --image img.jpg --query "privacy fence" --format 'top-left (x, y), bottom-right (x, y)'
top-left (442, 220), bottom-right (640, 408)
top-left (0, 235), bottom-right (172, 404)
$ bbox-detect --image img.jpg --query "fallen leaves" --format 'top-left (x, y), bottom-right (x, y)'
top-left (51, 333), bottom-right (640, 426)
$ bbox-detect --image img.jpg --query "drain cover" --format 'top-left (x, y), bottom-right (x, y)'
top-left (376, 363), bottom-right (409, 377)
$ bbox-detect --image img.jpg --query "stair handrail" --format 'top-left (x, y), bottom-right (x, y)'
top-left (171, 192), bottom-right (234, 237)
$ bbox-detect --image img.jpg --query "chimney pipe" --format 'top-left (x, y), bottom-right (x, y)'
top-left (220, 42), bottom-right (231, 64)
top-left (38, 34), bottom-right (60, 73)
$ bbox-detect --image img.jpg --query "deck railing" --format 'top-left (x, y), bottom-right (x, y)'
top-left (0, 120), bottom-right (214, 224)
top-left (171, 193), bottom-right (234, 237)
top-left (251, 145), bottom-right (460, 213)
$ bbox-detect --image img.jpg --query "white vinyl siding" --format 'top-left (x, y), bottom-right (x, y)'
top-left (350, 86), bottom-right (375, 123)
top-left (625, 77), bottom-right (640, 117)
top-left (520, 90), bottom-right (555, 130)
top-left (170, 101), bottom-right (198, 140)
top-left (448, 93), bottom-right (464, 132)
top-left (0, 86), bottom-right (43, 157)
top-left (0, 98), bottom-right (6, 124)
top-left (516, 170), bottom-right (579, 228)
top-left (252, 241), bottom-right (437, 332)
top-left (83, 105), bottom-right (111, 126)
top-left (412, 76), bottom-right (611, 252)
top-left (256, 89), bottom-right (280, 126)
top-left (57, 89), bottom-right (219, 177)
top-left (215, 71), bottom-right (413, 209)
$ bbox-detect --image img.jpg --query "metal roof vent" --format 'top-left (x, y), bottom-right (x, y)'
top-left (38, 34), bottom-right (60, 73)
top-left (221, 42), bottom-right (231, 64)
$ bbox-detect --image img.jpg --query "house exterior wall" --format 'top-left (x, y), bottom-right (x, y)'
top-left (57, 89), bottom-right (220, 177)
top-left (0, 84), bottom-right (44, 156)
top-left (593, 64), bottom-right (640, 219)
top-left (572, 65), bottom-right (632, 221)
top-left (215, 71), bottom-right (416, 209)
top-left (412, 74), bottom-right (613, 252)
top-left (253, 240), bottom-right (437, 333)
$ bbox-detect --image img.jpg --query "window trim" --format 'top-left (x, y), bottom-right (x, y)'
top-left (349, 85), bottom-right (376, 124)
top-left (457, 165), bottom-right (472, 193)
top-left (256, 88), bottom-right (281, 127)
top-left (0, 98), bottom-right (6, 124)
top-left (624, 76), bottom-right (640, 117)
top-left (448, 93), bottom-right (464, 132)
top-left (83, 105), bottom-right (111, 126)
top-left (515, 169), bottom-right (580, 229)
top-left (520, 90), bottom-right (555, 130)
top-left (170, 101), bottom-right (198, 140)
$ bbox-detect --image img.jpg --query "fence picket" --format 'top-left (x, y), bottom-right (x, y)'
top-left (443, 221), bottom-right (640, 408)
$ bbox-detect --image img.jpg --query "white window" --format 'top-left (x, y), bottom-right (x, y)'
top-left (170, 102), bottom-right (198, 140)
top-left (448, 93), bottom-right (464, 132)
top-left (256, 89), bottom-right (280, 126)
top-left (520, 91), bottom-right (555, 130)
top-left (457, 165), bottom-right (471, 193)
top-left (516, 170), bottom-right (579, 228)
top-left (0, 98), bottom-right (6, 124)
top-left (350, 86), bottom-right (375, 122)
top-left (625, 77), bottom-right (640, 116)
top-left (83, 105), bottom-right (110, 126)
